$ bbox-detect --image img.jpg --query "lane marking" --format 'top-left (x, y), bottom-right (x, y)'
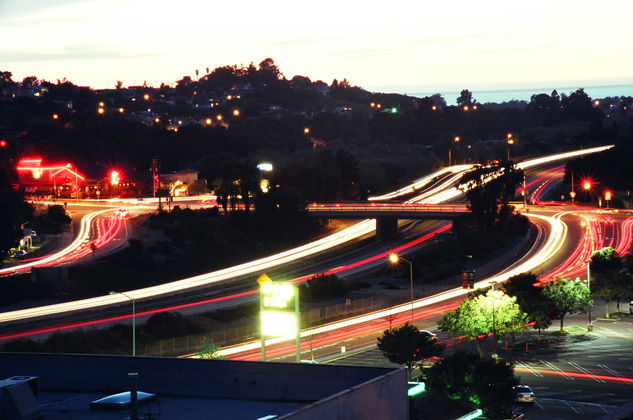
top-left (563, 399), bottom-right (581, 414)
top-left (515, 361), bottom-right (543, 377)
top-left (569, 362), bottom-right (605, 383)
top-left (599, 364), bottom-right (633, 387)
top-left (541, 360), bottom-right (574, 380)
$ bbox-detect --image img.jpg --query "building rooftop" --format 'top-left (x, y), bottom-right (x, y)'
top-left (0, 353), bottom-right (408, 420)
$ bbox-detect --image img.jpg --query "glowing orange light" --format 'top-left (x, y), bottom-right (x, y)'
top-left (463, 106), bottom-right (469, 111)
top-left (154, 117), bottom-right (160, 123)
top-left (507, 133), bottom-right (513, 140)
top-left (144, 94), bottom-right (150, 101)
top-left (97, 108), bottom-right (105, 114)
top-left (454, 136), bottom-right (460, 143)
top-left (376, 104), bottom-right (382, 109)
top-left (205, 118), bottom-right (212, 125)
top-left (508, 139), bottom-right (514, 145)
top-left (432, 105), bottom-right (437, 111)
top-left (472, 105), bottom-right (478, 110)
top-left (118, 108), bottom-right (124, 113)
top-left (52, 114), bottom-right (59, 120)
top-left (605, 191), bottom-right (612, 200)
top-left (583, 181), bottom-right (592, 190)
top-left (370, 102), bottom-right (375, 107)
top-left (217, 115), bottom-right (223, 121)
top-left (594, 100), bottom-right (600, 106)
top-left (233, 109), bottom-right (240, 116)
top-left (303, 127), bottom-right (310, 134)
top-left (227, 95), bottom-right (232, 100)
top-left (99, 102), bottom-right (104, 107)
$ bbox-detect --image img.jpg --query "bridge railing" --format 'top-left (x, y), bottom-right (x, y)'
top-left (307, 202), bottom-right (469, 214)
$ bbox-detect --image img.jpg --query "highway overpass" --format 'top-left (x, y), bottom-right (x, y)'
top-left (307, 202), bottom-right (469, 238)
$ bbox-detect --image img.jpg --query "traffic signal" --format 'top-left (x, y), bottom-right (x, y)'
top-left (110, 170), bottom-right (120, 186)
top-left (0, 139), bottom-right (6, 147)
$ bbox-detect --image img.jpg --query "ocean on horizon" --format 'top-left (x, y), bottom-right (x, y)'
top-left (410, 84), bottom-right (633, 105)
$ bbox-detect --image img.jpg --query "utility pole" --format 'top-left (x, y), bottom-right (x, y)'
top-left (152, 157), bottom-right (161, 210)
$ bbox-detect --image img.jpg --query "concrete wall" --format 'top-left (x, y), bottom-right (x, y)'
top-left (279, 368), bottom-right (409, 420)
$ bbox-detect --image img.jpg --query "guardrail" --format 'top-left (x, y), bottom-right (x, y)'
top-left (307, 202), bottom-right (469, 214)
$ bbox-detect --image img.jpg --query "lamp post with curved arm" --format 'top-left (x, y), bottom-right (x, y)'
top-left (110, 291), bottom-right (136, 356)
top-left (389, 253), bottom-right (414, 323)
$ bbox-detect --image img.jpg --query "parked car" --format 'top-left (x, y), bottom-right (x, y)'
top-left (420, 330), bottom-right (437, 341)
top-left (514, 385), bottom-right (535, 403)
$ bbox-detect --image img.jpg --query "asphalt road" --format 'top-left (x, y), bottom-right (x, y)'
top-left (317, 302), bottom-right (633, 420)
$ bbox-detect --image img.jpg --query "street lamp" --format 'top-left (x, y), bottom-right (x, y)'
top-left (389, 253), bottom-right (414, 323)
top-left (586, 260), bottom-right (592, 331)
top-left (491, 281), bottom-right (497, 337)
top-left (110, 291), bottom-right (136, 356)
top-left (506, 133), bottom-right (514, 161)
top-left (605, 191), bottom-right (612, 209)
top-left (449, 136), bottom-right (460, 166)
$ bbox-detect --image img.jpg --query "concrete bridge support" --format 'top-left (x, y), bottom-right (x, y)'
top-left (376, 217), bottom-right (398, 239)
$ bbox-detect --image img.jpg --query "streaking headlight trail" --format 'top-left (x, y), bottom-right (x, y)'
top-left (0, 146), bottom-right (612, 325)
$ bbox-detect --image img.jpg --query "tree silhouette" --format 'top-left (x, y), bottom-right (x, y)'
top-left (377, 323), bottom-right (444, 375)
top-left (590, 247), bottom-right (632, 315)
top-left (425, 351), bottom-right (518, 419)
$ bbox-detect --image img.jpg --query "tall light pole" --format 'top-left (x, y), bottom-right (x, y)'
top-left (389, 253), bottom-right (414, 323)
top-left (586, 261), bottom-right (592, 331)
top-left (491, 281), bottom-right (497, 337)
top-left (110, 291), bottom-right (136, 356)
top-left (506, 133), bottom-right (514, 161)
top-left (570, 170), bottom-right (576, 205)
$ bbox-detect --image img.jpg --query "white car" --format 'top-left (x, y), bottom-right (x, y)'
top-left (514, 385), bottom-right (535, 403)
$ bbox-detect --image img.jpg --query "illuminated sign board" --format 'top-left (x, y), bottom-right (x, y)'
top-left (258, 275), bottom-right (301, 361)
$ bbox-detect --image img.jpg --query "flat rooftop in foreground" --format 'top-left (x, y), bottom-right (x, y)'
top-left (0, 353), bottom-right (408, 420)
top-left (39, 391), bottom-right (306, 419)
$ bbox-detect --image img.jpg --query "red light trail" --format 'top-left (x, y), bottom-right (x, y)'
top-left (0, 224), bottom-right (452, 341)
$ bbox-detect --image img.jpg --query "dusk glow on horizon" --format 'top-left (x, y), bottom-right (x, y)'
top-left (1, 0), bottom-right (632, 95)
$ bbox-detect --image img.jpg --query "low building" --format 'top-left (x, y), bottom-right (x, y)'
top-left (0, 353), bottom-right (408, 420)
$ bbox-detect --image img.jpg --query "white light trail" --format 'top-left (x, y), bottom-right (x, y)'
top-left (218, 212), bottom-right (568, 357)
top-left (0, 146), bottom-right (611, 324)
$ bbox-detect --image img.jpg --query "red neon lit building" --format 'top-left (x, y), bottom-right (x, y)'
top-left (16, 158), bottom-right (86, 196)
